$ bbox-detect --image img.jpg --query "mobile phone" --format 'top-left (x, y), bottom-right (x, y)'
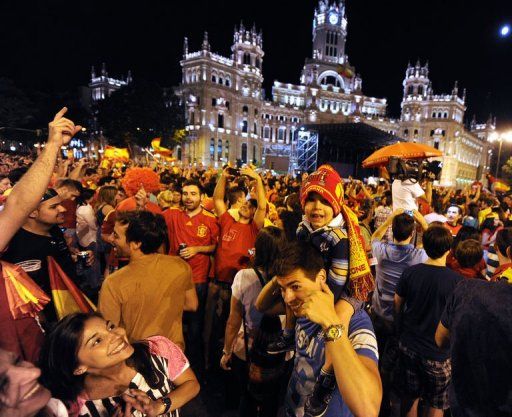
top-left (227, 167), bottom-right (240, 176)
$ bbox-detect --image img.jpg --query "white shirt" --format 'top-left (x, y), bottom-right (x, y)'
top-left (76, 203), bottom-right (98, 247)
top-left (424, 212), bottom-right (447, 224)
top-left (392, 179), bottom-right (424, 211)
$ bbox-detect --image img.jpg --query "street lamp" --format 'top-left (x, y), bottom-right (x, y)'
top-left (489, 131), bottom-right (512, 177)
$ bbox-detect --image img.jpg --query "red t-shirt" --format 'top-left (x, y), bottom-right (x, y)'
top-left (164, 208), bottom-right (219, 284)
top-left (444, 222), bottom-right (462, 237)
top-left (214, 212), bottom-right (259, 284)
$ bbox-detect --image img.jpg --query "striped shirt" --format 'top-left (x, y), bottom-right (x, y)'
top-left (78, 336), bottom-right (189, 417)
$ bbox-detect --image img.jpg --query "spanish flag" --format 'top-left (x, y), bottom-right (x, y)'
top-left (2, 261), bottom-right (50, 320)
top-left (487, 174), bottom-right (510, 193)
top-left (104, 146), bottom-right (130, 162)
top-left (337, 64), bottom-right (355, 79)
top-left (48, 257), bottom-right (96, 321)
top-left (151, 137), bottom-right (172, 156)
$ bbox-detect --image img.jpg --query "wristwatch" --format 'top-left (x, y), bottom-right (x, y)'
top-left (323, 324), bottom-right (345, 342)
top-left (159, 396), bottom-right (172, 415)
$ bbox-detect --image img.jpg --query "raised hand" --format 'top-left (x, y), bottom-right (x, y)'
top-left (47, 107), bottom-right (82, 147)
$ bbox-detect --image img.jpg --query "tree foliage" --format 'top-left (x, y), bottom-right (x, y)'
top-left (95, 80), bottom-right (185, 149)
top-left (0, 78), bottom-right (35, 128)
top-left (501, 157), bottom-right (512, 180)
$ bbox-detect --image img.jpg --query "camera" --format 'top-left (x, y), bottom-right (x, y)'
top-left (387, 156), bottom-right (442, 182)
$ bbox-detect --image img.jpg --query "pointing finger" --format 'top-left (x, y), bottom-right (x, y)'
top-left (53, 107), bottom-right (68, 121)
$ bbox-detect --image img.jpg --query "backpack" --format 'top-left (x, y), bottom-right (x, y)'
top-left (242, 269), bottom-right (286, 388)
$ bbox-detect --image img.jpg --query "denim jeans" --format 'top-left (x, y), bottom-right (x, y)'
top-left (184, 282), bottom-right (208, 375)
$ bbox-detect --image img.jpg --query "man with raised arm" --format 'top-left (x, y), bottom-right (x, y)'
top-left (0, 108), bottom-right (82, 362)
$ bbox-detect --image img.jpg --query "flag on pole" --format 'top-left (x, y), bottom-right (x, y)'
top-left (48, 257), bottom-right (96, 321)
top-left (2, 261), bottom-right (50, 320)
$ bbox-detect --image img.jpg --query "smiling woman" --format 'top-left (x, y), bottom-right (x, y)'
top-left (39, 313), bottom-right (200, 417)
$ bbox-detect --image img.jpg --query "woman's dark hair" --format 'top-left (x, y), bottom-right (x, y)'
top-left (253, 227), bottom-right (287, 278)
top-left (466, 202), bottom-right (479, 219)
top-left (452, 226), bottom-right (481, 251)
top-left (76, 188), bottom-right (95, 206)
top-left (392, 213), bottom-right (414, 242)
top-left (480, 217), bottom-right (498, 233)
top-left (285, 193), bottom-right (302, 213)
top-left (455, 239), bottom-right (483, 268)
top-left (423, 225), bottom-right (453, 259)
top-left (495, 228), bottom-right (512, 258)
top-left (117, 211), bottom-right (168, 254)
top-left (39, 313), bottom-right (159, 403)
top-left (278, 210), bottom-right (302, 241)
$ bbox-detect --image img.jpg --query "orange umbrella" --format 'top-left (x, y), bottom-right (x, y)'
top-left (362, 142), bottom-right (443, 168)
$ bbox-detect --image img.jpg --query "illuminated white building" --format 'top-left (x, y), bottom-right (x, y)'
top-left (89, 63), bottom-right (132, 103)
top-left (177, 0), bottom-right (494, 183)
top-left (178, 0), bottom-right (387, 169)
top-left (398, 61), bottom-right (494, 186)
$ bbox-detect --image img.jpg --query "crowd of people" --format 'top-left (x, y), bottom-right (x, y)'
top-left (0, 108), bottom-right (511, 417)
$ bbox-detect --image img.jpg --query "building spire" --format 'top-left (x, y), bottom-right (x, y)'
top-left (183, 37), bottom-right (189, 57)
top-left (202, 31), bottom-right (210, 52)
top-left (452, 80), bottom-right (459, 96)
top-left (101, 62), bottom-right (107, 77)
top-left (127, 70), bottom-right (133, 84)
top-left (91, 65), bottom-right (96, 79)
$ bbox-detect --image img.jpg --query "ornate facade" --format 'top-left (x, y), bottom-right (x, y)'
top-left (177, 0), bottom-right (494, 184)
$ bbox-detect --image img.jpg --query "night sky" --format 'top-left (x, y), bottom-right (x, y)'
top-left (1, 0), bottom-right (511, 127)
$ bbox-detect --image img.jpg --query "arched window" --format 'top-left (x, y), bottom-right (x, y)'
top-left (219, 77), bottom-right (223, 85)
top-left (189, 111), bottom-right (194, 125)
top-left (404, 129), bottom-right (409, 136)
top-left (242, 105), bottom-right (249, 114)
top-left (241, 143), bottom-right (248, 163)
top-left (217, 139), bottom-right (222, 161)
top-left (278, 127), bottom-right (286, 141)
top-left (243, 53), bottom-right (251, 65)
top-left (443, 112), bottom-right (448, 119)
top-left (211, 74), bottom-right (217, 83)
top-left (225, 101), bottom-right (230, 111)
top-left (263, 126), bottom-right (270, 139)
top-left (218, 113), bottom-right (224, 128)
top-left (242, 120), bottom-right (248, 133)
top-left (210, 138), bottom-right (215, 160)
top-left (255, 58), bottom-right (261, 69)
top-left (225, 77), bottom-right (231, 87)
top-left (418, 85), bottom-right (424, 95)
top-left (177, 146), bottom-right (182, 161)
top-left (407, 85), bottom-right (414, 95)
top-left (253, 122), bottom-right (257, 134)
top-left (414, 129), bottom-right (419, 136)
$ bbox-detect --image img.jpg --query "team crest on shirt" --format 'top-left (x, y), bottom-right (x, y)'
top-left (197, 225), bottom-right (208, 237)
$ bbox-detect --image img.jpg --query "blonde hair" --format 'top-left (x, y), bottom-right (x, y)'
top-left (96, 185), bottom-right (118, 209)
top-left (157, 190), bottom-right (174, 209)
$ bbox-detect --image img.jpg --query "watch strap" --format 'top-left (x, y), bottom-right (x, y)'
top-left (159, 396), bottom-right (172, 415)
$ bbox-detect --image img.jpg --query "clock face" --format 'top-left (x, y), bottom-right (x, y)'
top-left (329, 13), bottom-right (339, 25)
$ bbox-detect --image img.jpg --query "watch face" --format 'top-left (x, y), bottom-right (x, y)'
top-left (329, 13), bottom-right (339, 25)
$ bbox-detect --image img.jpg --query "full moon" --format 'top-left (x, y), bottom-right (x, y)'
top-left (500, 25), bottom-right (510, 37)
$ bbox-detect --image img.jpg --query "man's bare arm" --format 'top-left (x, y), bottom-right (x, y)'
top-left (0, 108), bottom-right (81, 251)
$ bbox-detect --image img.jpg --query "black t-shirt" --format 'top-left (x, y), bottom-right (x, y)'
top-left (441, 279), bottom-right (512, 416)
top-left (396, 263), bottom-right (462, 360)
top-left (1, 226), bottom-right (76, 322)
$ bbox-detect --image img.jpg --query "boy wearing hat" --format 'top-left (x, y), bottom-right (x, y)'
top-left (266, 165), bottom-right (374, 416)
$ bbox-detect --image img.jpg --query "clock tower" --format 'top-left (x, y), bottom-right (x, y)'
top-left (312, 1), bottom-right (347, 64)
